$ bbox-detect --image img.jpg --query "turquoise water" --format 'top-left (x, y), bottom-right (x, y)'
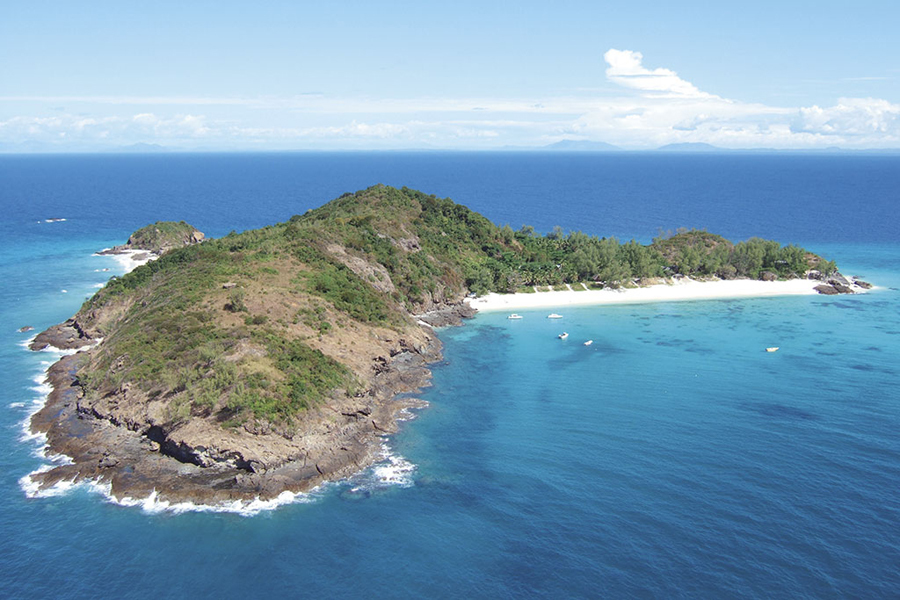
top-left (1, 154), bottom-right (898, 597)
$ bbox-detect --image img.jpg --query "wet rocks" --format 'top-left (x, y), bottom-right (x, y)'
top-left (814, 274), bottom-right (873, 295)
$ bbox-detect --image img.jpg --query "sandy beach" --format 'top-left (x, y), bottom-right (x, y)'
top-left (466, 278), bottom-right (842, 312)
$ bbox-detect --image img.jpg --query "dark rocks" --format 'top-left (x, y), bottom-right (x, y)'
top-left (98, 455), bottom-right (119, 468)
top-left (828, 274), bottom-right (852, 287)
top-left (759, 271), bottom-right (778, 282)
top-left (416, 303), bottom-right (477, 327)
top-left (815, 283), bottom-right (854, 295)
top-left (30, 319), bottom-right (95, 351)
top-left (19, 325), bottom-right (34, 332)
top-left (814, 284), bottom-right (840, 295)
top-left (814, 271), bottom-right (874, 295)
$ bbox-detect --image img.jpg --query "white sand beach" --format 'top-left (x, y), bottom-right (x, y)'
top-left (466, 278), bottom-right (844, 312)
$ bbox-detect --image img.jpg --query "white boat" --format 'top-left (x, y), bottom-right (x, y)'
top-left (766, 347), bottom-right (779, 353)
top-left (558, 332), bottom-right (568, 339)
top-left (547, 313), bottom-right (563, 319)
top-left (507, 314), bottom-right (523, 320)
top-left (583, 340), bottom-right (593, 346)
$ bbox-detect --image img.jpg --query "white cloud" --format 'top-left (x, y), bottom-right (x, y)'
top-left (0, 113), bottom-right (217, 147)
top-left (568, 50), bottom-right (899, 148)
top-left (604, 49), bottom-right (714, 99)
top-left (300, 121), bottom-right (410, 138)
top-left (793, 97), bottom-right (900, 136)
top-left (1, 50), bottom-right (899, 150)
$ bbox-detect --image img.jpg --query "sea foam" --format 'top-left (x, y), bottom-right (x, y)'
top-left (94, 249), bottom-right (158, 275)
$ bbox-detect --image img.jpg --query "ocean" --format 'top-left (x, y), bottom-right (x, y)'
top-left (1, 152), bottom-right (898, 598)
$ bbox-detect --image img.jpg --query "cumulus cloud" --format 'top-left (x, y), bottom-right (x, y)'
top-left (568, 50), bottom-right (899, 148)
top-left (604, 49), bottom-right (714, 99)
top-left (792, 97), bottom-right (900, 136)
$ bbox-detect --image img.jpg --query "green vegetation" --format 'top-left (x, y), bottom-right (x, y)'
top-left (126, 220), bottom-right (201, 254)
top-left (74, 185), bottom-right (837, 426)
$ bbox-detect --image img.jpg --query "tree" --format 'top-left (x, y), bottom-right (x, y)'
top-left (547, 225), bottom-right (566, 240)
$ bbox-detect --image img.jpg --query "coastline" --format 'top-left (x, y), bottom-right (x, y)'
top-left (94, 247), bottom-right (158, 272)
top-left (19, 239), bottom-right (455, 513)
top-left (20, 342), bottom-right (437, 514)
top-left (466, 277), bottom-right (867, 312)
top-left (20, 265), bottom-right (870, 513)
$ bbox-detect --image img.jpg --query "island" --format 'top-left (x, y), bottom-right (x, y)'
top-left (24, 185), bottom-right (870, 507)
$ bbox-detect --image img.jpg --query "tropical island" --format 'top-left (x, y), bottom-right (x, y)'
top-left (25, 185), bottom-right (869, 506)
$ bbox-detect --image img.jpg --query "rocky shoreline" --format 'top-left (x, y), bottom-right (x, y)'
top-left (24, 301), bottom-right (476, 507)
top-left (18, 188), bottom-right (868, 510)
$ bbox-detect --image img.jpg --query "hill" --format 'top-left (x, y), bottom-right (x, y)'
top-left (26, 185), bottom-right (843, 505)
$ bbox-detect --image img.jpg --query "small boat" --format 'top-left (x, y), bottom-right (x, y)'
top-left (547, 313), bottom-right (563, 319)
top-left (583, 340), bottom-right (593, 346)
top-left (558, 332), bottom-right (568, 339)
top-left (766, 347), bottom-right (779, 353)
top-left (507, 314), bottom-right (523, 320)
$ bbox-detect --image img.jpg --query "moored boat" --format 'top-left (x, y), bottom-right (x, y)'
top-left (558, 332), bottom-right (568, 339)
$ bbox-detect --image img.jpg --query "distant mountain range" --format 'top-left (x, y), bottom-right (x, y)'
top-left (655, 142), bottom-right (721, 152)
top-left (542, 140), bottom-right (623, 152)
top-left (3, 139), bottom-right (899, 154)
top-left (115, 143), bottom-right (170, 153)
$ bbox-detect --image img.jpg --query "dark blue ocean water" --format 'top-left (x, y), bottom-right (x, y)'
top-left (1, 153), bottom-right (898, 598)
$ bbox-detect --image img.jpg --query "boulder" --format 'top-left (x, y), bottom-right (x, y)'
top-left (759, 271), bottom-right (777, 282)
top-left (814, 284), bottom-right (839, 295)
top-left (832, 283), bottom-right (854, 294)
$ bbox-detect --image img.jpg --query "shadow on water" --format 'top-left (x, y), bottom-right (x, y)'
top-left (545, 344), bottom-right (608, 371)
top-left (829, 301), bottom-right (867, 312)
top-left (656, 338), bottom-right (694, 347)
top-left (739, 401), bottom-right (818, 421)
top-left (849, 363), bottom-right (896, 376)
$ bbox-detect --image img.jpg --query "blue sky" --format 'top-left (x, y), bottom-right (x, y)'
top-left (2, 1), bottom-right (898, 151)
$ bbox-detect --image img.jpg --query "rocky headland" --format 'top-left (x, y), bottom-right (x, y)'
top-left (97, 220), bottom-right (205, 263)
